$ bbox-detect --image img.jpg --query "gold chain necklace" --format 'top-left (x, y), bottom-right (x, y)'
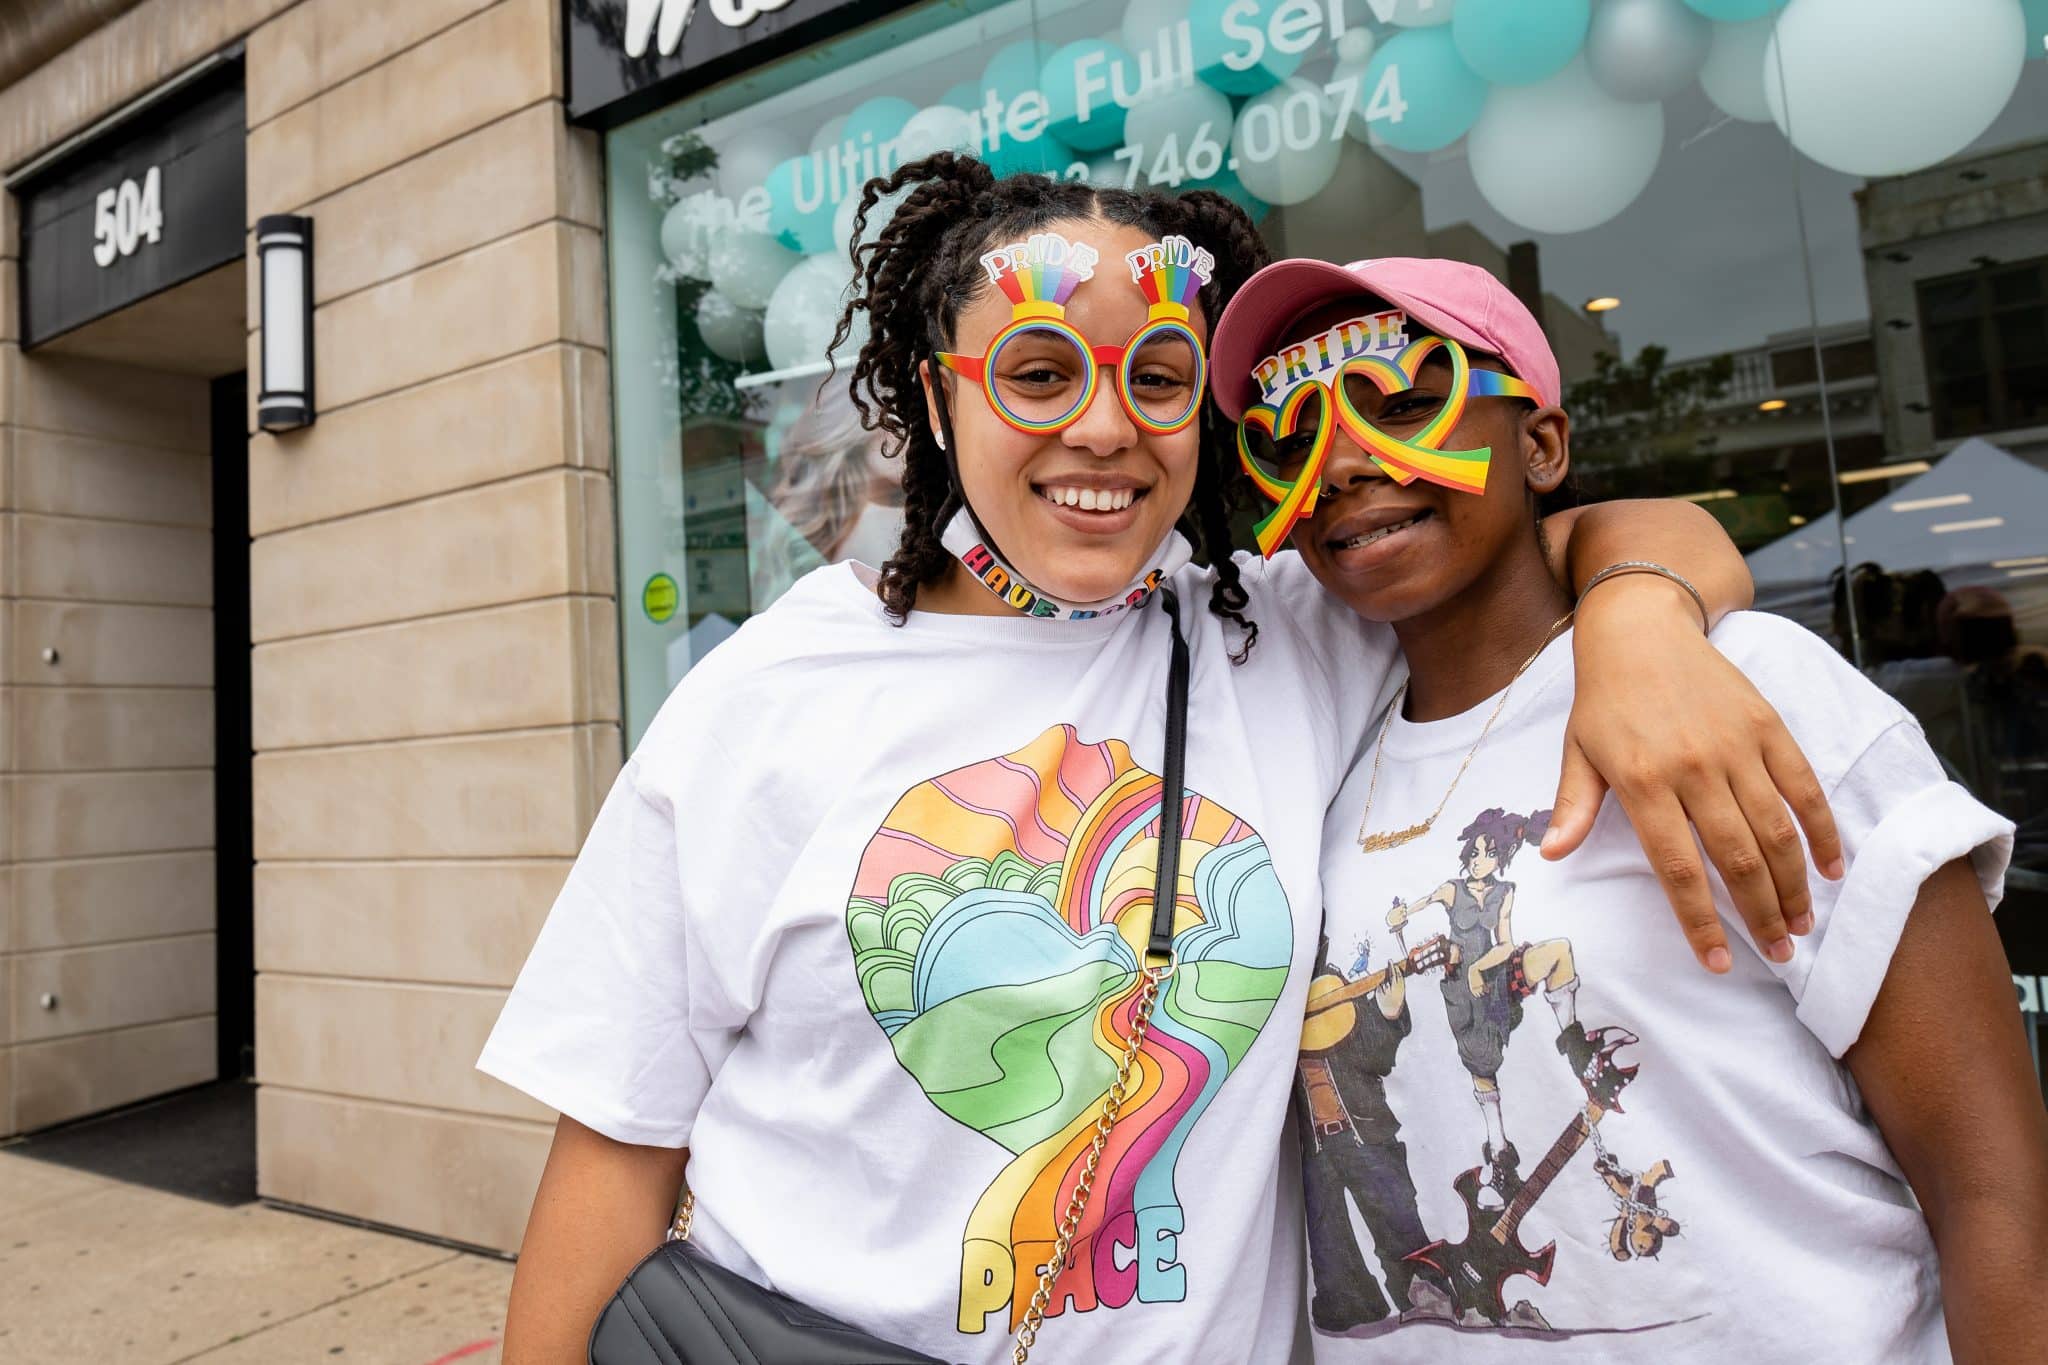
top-left (1356, 611), bottom-right (1575, 854)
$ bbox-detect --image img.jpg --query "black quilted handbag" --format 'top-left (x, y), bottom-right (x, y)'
top-left (588, 588), bottom-right (1195, 1365)
top-left (587, 1234), bottom-right (946, 1364)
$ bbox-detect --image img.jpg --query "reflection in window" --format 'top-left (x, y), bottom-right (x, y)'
top-left (597, 0), bottom-right (2048, 1082)
top-left (1919, 258), bottom-right (2048, 441)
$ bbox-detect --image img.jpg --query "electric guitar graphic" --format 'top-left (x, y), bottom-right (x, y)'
top-left (1404, 1026), bottom-right (1640, 1325)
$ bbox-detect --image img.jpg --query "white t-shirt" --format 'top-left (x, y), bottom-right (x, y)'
top-left (479, 553), bottom-right (1393, 1363)
top-left (1301, 612), bottom-right (2012, 1362)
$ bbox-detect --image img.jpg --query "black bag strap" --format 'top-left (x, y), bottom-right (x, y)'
top-left (1147, 585), bottom-right (1190, 968)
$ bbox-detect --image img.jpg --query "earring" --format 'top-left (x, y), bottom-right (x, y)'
top-left (933, 428), bottom-right (946, 451)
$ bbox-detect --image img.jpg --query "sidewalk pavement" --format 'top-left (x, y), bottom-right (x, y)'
top-left (0, 1150), bottom-right (513, 1364)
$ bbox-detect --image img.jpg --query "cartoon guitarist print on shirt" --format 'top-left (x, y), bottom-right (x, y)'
top-left (1387, 808), bottom-right (1599, 1205)
top-left (1294, 931), bottom-right (1457, 1333)
top-left (1304, 805), bottom-right (1686, 1339)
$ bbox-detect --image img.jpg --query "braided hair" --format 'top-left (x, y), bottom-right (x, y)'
top-left (826, 153), bottom-right (1269, 657)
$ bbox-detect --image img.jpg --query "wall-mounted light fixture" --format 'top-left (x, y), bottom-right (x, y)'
top-left (256, 213), bottom-right (314, 432)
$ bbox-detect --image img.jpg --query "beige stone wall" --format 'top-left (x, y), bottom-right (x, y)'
top-left (0, 342), bottom-right (219, 1134)
top-left (0, 0), bottom-right (300, 1153)
top-left (1, 0), bottom-right (617, 1255)
top-left (241, 0), bottom-right (616, 1254)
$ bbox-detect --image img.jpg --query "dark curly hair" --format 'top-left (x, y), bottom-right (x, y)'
top-left (826, 153), bottom-right (1269, 656)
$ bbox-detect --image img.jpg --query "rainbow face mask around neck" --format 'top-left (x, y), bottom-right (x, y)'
top-left (930, 231), bottom-right (1214, 619)
top-left (1234, 308), bottom-right (1539, 557)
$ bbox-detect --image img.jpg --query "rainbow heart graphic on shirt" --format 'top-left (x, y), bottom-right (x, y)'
top-left (845, 724), bottom-right (1292, 1335)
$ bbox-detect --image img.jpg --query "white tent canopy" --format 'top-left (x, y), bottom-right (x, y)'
top-left (1747, 438), bottom-right (2048, 593)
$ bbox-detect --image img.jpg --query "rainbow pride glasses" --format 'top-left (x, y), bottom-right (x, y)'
top-left (936, 232), bottom-right (1212, 436)
top-left (1236, 328), bottom-right (1538, 557)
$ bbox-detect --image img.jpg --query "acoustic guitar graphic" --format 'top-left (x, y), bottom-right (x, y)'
top-left (1298, 935), bottom-right (1458, 1055)
top-left (1297, 936), bottom-right (1458, 1150)
top-left (1404, 1026), bottom-right (1641, 1325)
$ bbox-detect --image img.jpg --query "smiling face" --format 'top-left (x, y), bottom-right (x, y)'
top-left (1277, 299), bottom-right (1568, 626)
top-left (921, 218), bottom-right (1206, 607)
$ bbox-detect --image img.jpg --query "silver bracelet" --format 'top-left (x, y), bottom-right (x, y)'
top-left (1579, 560), bottom-right (1711, 632)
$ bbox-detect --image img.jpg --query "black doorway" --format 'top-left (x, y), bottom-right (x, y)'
top-left (212, 372), bottom-right (253, 1082)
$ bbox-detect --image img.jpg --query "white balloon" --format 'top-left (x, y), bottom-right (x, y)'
top-left (894, 104), bottom-right (979, 163)
top-left (1330, 26), bottom-right (1380, 141)
top-left (765, 254), bottom-right (869, 373)
top-left (1587, 0), bottom-right (1712, 102)
top-left (1468, 57), bottom-right (1665, 234)
top-left (709, 228), bottom-right (800, 310)
top-left (832, 185), bottom-right (910, 257)
top-left (1698, 13), bottom-right (1777, 122)
top-left (1120, 0), bottom-right (1190, 59)
top-left (1766, 0), bottom-right (2026, 177)
top-left (695, 289), bottom-right (766, 364)
top-left (660, 193), bottom-right (725, 281)
top-left (1383, 0), bottom-right (1456, 26)
top-left (809, 115), bottom-right (849, 159)
top-left (1231, 78), bottom-right (1344, 206)
top-left (1336, 27), bottom-right (1377, 67)
top-left (1124, 80), bottom-right (1235, 170)
top-left (715, 125), bottom-right (799, 201)
top-left (1085, 152), bottom-right (1129, 188)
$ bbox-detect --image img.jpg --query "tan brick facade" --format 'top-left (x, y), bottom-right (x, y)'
top-left (0, 0), bottom-right (618, 1252)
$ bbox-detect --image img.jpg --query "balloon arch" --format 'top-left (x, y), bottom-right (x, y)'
top-left (662, 0), bottom-right (2041, 372)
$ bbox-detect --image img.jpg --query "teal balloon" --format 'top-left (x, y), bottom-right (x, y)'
top-left (1189, 0), bottom-right (1305, 96)
top-left (1040, 39), bottom-right (1137, 150)
top-left (984, 129), bottom-right (1077, 179)
top-left (1679, 0), bottom-right (1786, 19)
top-left (1367, 26), bottom-right (1489, 152)
top-left (843, 96), bottom-right (916, 154)
top-left (983, 40), bottom-right (1057, 104)
top-left (1453, 0), bottom-right (1592, 85)
top-left (2026, 0), bottom-right (2048, 60)
top-left (763, 154), bottom-right (837, 254)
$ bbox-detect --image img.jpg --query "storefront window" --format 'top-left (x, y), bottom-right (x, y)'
top-left (604, 0), bottom-right (2048, 1084)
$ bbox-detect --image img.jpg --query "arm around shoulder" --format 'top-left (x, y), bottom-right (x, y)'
top-left (1541, 501), bottom-right (1843, 970)
top-left (503, 1117), bottom-right (690, 1364)
top-left (1544, 498), bottom-right (1753, 622)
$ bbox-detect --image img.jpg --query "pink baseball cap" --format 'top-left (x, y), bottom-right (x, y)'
top-left (1209, 256), bottom-right (1562, 421)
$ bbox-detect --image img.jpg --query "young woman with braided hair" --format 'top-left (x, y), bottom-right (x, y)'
top-left (484, 154), bottom-right (1842, 1363)
top-left (837, 158), bottom-right (1268, 649)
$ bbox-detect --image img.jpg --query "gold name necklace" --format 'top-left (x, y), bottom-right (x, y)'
top-left (1356, 611), bottom-right (1575, 854)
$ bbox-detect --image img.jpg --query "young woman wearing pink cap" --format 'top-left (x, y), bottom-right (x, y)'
top-left (1216, 256), bottom-right (2048, 1359)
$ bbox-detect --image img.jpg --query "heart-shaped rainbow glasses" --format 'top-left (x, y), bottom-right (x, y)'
top-left (936, 232), bottom-right (1212, 436)
top-left (1236, 333), bottom-right (1538, 557)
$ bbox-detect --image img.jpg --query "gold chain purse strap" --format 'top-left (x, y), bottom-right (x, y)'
top-left (1014, 583), bottom-right (1191, 1364)
top-left (1011, 957), bottom-right (1173, 1363)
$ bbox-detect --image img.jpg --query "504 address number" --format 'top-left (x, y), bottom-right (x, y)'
top-left (91, 165), bottom-right (164, 268)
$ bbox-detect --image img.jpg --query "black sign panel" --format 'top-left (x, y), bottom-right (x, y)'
top-left (565, 0), bottom-right (901, 128)
top-left (17, 62), bottom-right (246, 347)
